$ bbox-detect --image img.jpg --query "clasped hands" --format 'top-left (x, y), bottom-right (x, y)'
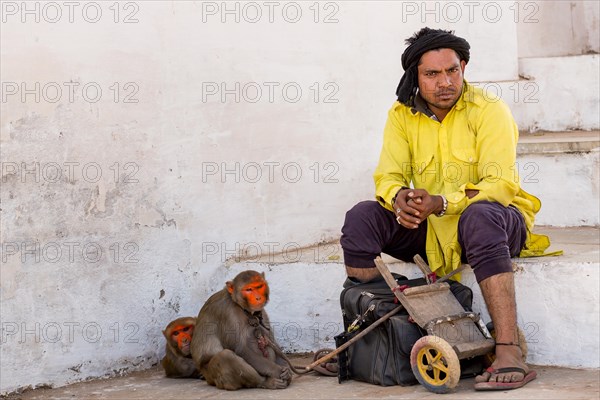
top-left (393, 188), bottom-right (443, 229)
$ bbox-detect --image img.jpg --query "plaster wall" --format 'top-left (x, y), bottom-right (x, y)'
top-left (518, 151), bottom-right (600, 227)
top-left (517, 55), bottom-right (599, 132)
top-left (517, 0), bottom-right (600, 57)
top-left (469, 54), bottom-right (600, 132)
top-left (1, 1), bottom-right (597, 394)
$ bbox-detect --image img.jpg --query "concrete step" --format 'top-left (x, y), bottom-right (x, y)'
top-left (224, 226), bottom-right (599, 369)
top-left (471, 53), bottom-right (600, 227)
top-left (6, 363), bottom-right (599, 400)
top-left (472, 54), bottom-right (599, 132)
top-left (516, 130), bottom-right (599, 227)
top-left (517, 55), bottom-right (599, 132)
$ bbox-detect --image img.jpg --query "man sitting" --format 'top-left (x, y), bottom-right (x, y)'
top-left (341, 27), bottom-right (551, 391)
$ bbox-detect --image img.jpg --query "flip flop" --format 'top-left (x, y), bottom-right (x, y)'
top-left (474, 367), bottom-right (537, 391)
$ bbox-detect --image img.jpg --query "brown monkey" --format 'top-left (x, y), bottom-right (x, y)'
top-left (161, 317), bottom-right (201, 378)
top-left (191, 270), bottom-right (292, 390)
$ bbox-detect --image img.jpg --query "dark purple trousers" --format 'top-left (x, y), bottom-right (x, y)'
top-left (340, 200), bottom-right (526, 283)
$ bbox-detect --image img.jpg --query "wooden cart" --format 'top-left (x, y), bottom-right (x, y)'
top-left (374, 256), bottom-right (495, 394)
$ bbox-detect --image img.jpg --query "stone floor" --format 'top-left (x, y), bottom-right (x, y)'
top-left (5, 354), bottom-right (599, 400)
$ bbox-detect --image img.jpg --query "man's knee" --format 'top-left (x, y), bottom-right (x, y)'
top-left (341, 201), bottom-right (390, 270)
top-left (458, 201), bottom-right (505, 244)
top-left (343, 201), bottom-right (382, 225)
top-left (459, 201), bottom-right (498, 228)
top-left (458, 201), bottom-right (515, 282)
top-left (341, 200), bottom-right (386, 253)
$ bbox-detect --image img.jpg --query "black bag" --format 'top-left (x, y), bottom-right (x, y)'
top-left (335, 273), bottom-right (478, 386)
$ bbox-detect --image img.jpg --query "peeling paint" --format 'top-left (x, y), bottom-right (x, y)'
top-left (68, 365), bottom-right (82, 373)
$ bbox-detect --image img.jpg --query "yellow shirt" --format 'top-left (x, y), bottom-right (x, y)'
top-left (373, 81), bottom-right (552, 277)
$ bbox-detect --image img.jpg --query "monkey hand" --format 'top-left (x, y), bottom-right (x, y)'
top-left (262, 375), bottom-right (291, 390)
top-left (279, 366), bottom-right (292, 382)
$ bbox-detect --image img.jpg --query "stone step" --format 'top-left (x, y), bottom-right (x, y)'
top-left (516, 130), bottom-right (599, 226)
top-left (472, 54), bottom-right (599, 132)
top-left (225, 226), bottom-right (599, 369)
top-left (517, 55), bottom-right (599, 132)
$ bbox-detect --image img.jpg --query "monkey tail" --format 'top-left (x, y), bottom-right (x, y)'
top-left (277, 344), bottom-right (337, 377)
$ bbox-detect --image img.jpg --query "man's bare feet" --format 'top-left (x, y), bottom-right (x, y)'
top-left (476, 344), bottom-right (529, 383)
top-left (475, 271), bottom-right (537, 388)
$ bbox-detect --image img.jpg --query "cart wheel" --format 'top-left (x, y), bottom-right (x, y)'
top-left (410, 336), bottom-right (460, 394)
top-left (484, 322), bottom-right (528, 366)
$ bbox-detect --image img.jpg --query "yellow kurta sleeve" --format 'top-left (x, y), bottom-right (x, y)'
top-left (373, 104), bottom-right (413, 211)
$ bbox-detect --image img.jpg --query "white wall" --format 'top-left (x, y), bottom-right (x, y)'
top-left (1, 1), bottom-right (598, 394)
top-left (517, 55), bottom-right (599, 132)
top-left (519, 151), bottom-right (600, 227)
top-left (517, 0), bottom-right (600, 57)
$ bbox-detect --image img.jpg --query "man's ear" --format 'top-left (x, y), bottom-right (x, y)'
top-left (460, 60), bottom-right (466, 74)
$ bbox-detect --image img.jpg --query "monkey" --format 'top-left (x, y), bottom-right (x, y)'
top-left (161, 317), bottom-right (201, 378)
top-left (191, 270), bottom-right (292, 390)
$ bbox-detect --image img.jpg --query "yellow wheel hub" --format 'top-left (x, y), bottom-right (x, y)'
top-left (416, 346), bottom-right (449, 386)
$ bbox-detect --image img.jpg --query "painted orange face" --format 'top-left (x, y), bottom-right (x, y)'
top-left (171, 325), bottom-right (194, 354)
top-left (242, 276), bottom-right (267, 310)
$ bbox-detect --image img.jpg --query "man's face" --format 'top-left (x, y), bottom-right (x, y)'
top-left (417, 48), bottom-right (466, 113)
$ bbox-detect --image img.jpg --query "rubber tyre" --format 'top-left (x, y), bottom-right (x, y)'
top-left (410, 335), bottom-right (460, 394)
top-left (484, 322), bottom-right (528, 367)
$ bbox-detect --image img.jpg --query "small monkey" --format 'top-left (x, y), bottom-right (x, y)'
top-left (161, 317), bottom-right (201, 378)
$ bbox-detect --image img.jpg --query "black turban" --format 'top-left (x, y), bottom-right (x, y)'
top-left (396, 28), bottom-right (471, 107)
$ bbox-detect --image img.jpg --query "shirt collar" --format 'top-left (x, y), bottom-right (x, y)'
top-left (454, 80), bottom-right (469, 111)
top-left (411, 92), bottom-right (439, 121)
